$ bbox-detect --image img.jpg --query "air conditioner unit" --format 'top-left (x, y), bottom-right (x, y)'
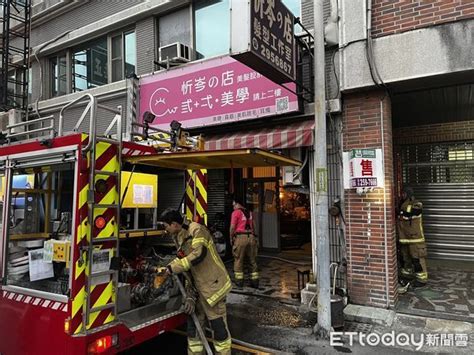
top-left (0, 111), bottom-right (9, 132)
top-left (8, 109), bottom-right (24, 135)
top-left (159, 42), bottom-right (193, 64)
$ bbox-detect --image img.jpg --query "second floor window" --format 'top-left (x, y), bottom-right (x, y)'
top-left (73, 37), bottom-right (108, 92)
top-left (51, 54), bottom-right (67, 97)
top-left (49, 29), bottom-right (136, 97)
top-left (111, 31), bottom-right (136, 82)
top-left (194, 0), bottom-right (230, 59)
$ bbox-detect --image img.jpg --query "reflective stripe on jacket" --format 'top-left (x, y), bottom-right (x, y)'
top-left (169, 221), bottom-right (232, 307)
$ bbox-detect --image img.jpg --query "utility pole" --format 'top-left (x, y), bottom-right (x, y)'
top-left (313, 0), bottom-right (331, 339)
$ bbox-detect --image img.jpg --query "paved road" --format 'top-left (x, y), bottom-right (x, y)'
top-left (120, 331), bottom-right (187, 355)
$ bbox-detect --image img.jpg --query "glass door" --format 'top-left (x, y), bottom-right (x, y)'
top-left (244, 180), bottom-right (280, 251)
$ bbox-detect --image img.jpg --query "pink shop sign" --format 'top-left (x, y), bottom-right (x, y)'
top-left (138, 56), bottom-right (299, 129)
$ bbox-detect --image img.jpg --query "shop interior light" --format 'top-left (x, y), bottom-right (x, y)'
top-left (87, 334), bottom-right (118, 354)
top-left (95, 216), bottom-right (107, 229)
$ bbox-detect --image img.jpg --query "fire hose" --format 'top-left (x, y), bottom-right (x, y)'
top-left (172, 273), bottom-right (213, 355)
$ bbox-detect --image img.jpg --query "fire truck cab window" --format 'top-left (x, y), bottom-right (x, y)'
top-left (5, 164), bottom-right (74, 296)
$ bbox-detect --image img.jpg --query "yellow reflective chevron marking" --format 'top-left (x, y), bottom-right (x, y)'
top-left (87, 281), bottom-right (114, 328)
top-left (102, 155), bottom-right (119, 173)
top-left (195, 172), bottom-right (207, 200)
top-left (79, 185), bottom-right (88, 209)
top-left (77, 217), bottom-right (89, 245)
top-left (75, 252), bottom-right (86, 280)
top-left (95, 142), bottom-right (110, 162)
top-left (185, 170), bottom-right (207, 225)
top-left (72, 286), bottom-right (85, 320)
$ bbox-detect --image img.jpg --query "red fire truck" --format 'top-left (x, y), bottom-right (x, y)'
top-left (0, 94), bottom-right (299, 354)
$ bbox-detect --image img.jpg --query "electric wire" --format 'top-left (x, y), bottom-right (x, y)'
top-left (32, 30), bottom-right (71, 119)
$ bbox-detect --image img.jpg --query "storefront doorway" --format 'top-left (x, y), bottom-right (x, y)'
top-left (244, 179), bottom-right (280, 251)
top-left (392, 82), bottom-right (474, 320)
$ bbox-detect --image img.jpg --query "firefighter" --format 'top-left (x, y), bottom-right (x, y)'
top-left (397, 187), bottom-right (428, 290)
top-left (159, 208), bottom-right (232, 355)
top-left (229, 198), bottom-right (259, 289)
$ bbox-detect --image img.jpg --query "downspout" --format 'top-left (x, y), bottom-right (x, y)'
top-left (368, 0), bottom-right (390, 309)
top-left (366, 0), bottom-right (372, 38)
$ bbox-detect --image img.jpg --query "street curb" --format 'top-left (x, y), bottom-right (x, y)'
top-left (344, 304), bottom-right (396, 327)
top-left (344, 304), bottom-right (474, 335)
top-left (395, 313), bottom-right (474, 333)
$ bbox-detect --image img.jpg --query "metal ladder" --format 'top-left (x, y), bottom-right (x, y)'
top-left (0, 0), bottom-right (32, 112)
top-left (59, 94), bottom-right (123, 331)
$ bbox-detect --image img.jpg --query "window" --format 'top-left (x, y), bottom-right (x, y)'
top-left (51, 54), bottom-right (67, 97)
top-left (111, 30), bottom-right (136, 82)
top-left (72, 37), bottom-right (108, 92)
top-left (158, 7), bottom-right (191, 48)
top-left (6, 69), bottom-right (29, 108)
top-left (48, 29), bottom-right (135, 97)
top-left (194, 0), bottom-right (230, 59)
top-left (5, 164), bottom-right (75, 296)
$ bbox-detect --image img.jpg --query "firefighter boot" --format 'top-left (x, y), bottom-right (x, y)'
top-left (413, 258), bottom-right (428, 288)
top-left (398, 282), bottom-right (410, 295)
top-left (397, 280), bottom-right (411, 295)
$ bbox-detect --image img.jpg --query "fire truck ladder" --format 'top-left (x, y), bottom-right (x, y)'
top-left (59, 94), bottom-right (123, 331)
top-left (0, 0), bottom-right (31, 112)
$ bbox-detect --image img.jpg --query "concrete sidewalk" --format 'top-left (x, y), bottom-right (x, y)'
top-left (345, 304), bottom-right (473, 353)
top-left (227, 293), bottom-right (473, 354)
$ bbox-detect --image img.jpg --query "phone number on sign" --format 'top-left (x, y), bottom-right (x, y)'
top-left (256, 43), bottom-right (293, 76)
top-left (350, 178), bottom-right (377, 188)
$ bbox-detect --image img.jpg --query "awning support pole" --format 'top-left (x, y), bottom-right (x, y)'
top-left (313, 0), bottom-right (331, 339)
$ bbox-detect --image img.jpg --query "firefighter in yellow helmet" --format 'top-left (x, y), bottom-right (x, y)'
top-left (160, 208), bottom-right (232, 355)
top-left (397, 187), bottom-right (428, 290)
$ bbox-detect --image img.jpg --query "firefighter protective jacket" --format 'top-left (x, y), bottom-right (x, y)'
top-left (169, 221), bottom-right (232, 307)
top-left (398, 198), bottom-right (425, 244)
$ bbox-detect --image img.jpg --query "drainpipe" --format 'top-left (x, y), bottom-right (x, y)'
top-left (368, 0), bottom-right (390, 309)
top-left (313, 0), bottom-right (331, 339)
top-left (380, 99), bottom-right (390, 309)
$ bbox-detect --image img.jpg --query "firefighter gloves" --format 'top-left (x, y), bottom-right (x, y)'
top-left (184, 297), bottom-right (196, 315)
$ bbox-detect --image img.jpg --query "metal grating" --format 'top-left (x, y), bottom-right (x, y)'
top-left (400, 142), bottom-right (474, 261)
top-left (327, 115), bottom-right (345, 289)
top-left (401, 142), bottom-right (474, 184)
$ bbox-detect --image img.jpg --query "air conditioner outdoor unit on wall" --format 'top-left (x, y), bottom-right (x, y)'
top-left (0, 109), bottom-right (23, 134)
top-left (159, 42), bottom-right (193, 63)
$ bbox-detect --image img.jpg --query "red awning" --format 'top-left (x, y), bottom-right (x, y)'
top-left (204, 120), bottom-right (314, 151)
